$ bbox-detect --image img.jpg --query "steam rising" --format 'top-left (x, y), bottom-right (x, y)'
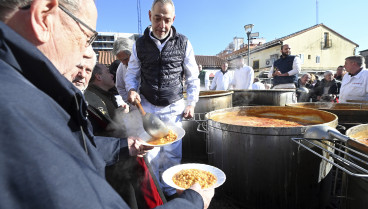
top-left (108, 107), bottom-right (145, 138)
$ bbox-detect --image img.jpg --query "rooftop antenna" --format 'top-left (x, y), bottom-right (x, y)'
top-left (316, 0), bottom-right (319, 25)
top-left (137, 0), bottom-right (142, 35)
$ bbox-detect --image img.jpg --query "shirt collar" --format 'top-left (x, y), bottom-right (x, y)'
top-left (348, 68), bottom-right (363, 77)
top-left (149, 27), bottom-right (172, 45)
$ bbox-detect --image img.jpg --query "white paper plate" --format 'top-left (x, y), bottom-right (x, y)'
top-left (138, 125), bottom-right (185, 147)
top-left (162, 163), bottom-right (226, 190)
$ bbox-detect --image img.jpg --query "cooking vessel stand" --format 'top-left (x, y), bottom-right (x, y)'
top-left (291, 138), bottom-right (368, 203)
top-left (291, 138), bottom-right (368, 177)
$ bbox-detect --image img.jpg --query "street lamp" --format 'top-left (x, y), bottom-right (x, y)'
top-left (244, 24), bottom-right (254, 66)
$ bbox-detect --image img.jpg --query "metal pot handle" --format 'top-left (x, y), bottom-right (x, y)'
top-left (196, 121), bottom-right (207, 133)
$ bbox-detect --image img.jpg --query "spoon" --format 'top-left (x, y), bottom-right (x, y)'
top-left (136, 101), bottom-right (169, 139)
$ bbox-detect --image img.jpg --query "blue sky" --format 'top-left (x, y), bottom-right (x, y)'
top-left (95, 0), bottom-right (368, 56)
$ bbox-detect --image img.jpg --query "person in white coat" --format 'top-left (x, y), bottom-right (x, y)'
top-left (113, 38), bottom-right (133, 103)
top-left (210, 61), bottom-right (232, 90)
top-left (252, 78), bottom-right (265, 90)
top-left (232, 56), bottom-right (254, 89)
top-left (198, 64), bottom-right (210, 91)
top-left (339, 55), bottom-right (368, 103)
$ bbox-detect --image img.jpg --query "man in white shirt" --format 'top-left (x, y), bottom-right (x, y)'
top-left (125, 0), bottom-right (202, 200)
top-left (339, 55), bottom-right (368, 103)
top-left (268, 44), bottom-right (301, 89)
top-left (210, 61), bottom-right (232, 90)
top-left (232, 56), bottom-right (254, 90)
top-left (113, 38), bottom-right (132, 103)
top-left (198, 64), bottom-right (210, 90)
top-left (252, 78), bottom-right (265, 90)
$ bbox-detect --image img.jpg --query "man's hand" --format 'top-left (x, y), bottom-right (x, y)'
top-left (128, 89), bottom-right (141, 105)
top-left (127, 137), bottom-right (153, 157)
top-left (189, 183), bottom-right (214, 209)
top-left (119, 102), bottom-right (130, 113)
top-left (272, 70), bottom-right (281, 77)
top-left (183, 105), bottom-right (195, 119)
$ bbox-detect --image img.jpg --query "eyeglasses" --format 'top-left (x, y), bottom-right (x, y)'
top-left (58, 4), bottom-right (98, 46)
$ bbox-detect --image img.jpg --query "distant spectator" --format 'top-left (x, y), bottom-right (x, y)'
top-left (198, 64), bottom-right (210, 90)
top-left (113, 38), bottom-right (132, 103)
top-left (334, 65), bottom-right (346, 81)
top-left (232, 56), bottom-right (254, 90)
top-left (296, 73), bottom-right (312, 89)
top-left (313, 70), bottom-right (341, 102)
top-left (296, 73), bottom-right (313, 102)
top-left (252, 78), bottom-right (265, 90)
top-left (210, 62), bottom-right (232, 90)
top-left (268, 44), bottom-right (301, 89)
top-left (340, 55), bottom-right (368, 103)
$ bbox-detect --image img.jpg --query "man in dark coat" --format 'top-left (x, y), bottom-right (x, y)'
top-left (0, 0), bottom-right (212, 208)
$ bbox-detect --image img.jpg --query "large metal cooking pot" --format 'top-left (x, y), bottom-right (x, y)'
top-left (344, 124), bottom-right (368, 209)
top-left (205, 106), bottom-right (338, 209)
top-left (232, 89), bottom-right (296, 107)
top-left (287, 102), bottom-right (368, 128)
top-left (182, 91), bottom-right (233, 162)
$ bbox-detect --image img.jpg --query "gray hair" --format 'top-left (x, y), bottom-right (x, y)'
top-left (90, 63), bottom-right (106, 83)
top-left (151, 0), bottom-right (175, 11)
top-left (324, 70), bottom-right (333, 76)
top-left (112, 38), bottom-right (132, 56)
top-left (346, 55), bottom-right (365, 68)
top-left (0, 0), bottom-right (80, 21)
top-left (301, 73), bottom-right (311, 79)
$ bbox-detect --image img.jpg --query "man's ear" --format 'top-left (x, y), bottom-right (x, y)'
top-left (148, 10), bottom-right (152, 21)
top-left (30, 0), bottom-right (58, 43)
top-left (96, 74), bottom-right (102, 81)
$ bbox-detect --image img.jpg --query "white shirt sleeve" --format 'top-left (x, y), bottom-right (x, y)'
top-left (210, 72), bottom-right (218, 90)
top-left (246, 67), bottom-right (254, 89)
top-left (268, 65), bottom-right (274, 78)
top-left (205, 71), bottom-right (210, 90)
top-left (183, 40), bottom-right (200, 106)
top-left (125, 43), bottom-right (141, 92)
top-left (115, 63), bottom-right (128, 102)
top-left (288, 56), bottom-right (301, 76)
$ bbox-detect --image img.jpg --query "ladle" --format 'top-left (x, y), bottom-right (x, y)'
top-left (136, 101), bottom-right (169, 139)
top-left (304, 125), bottom-right (350, 142)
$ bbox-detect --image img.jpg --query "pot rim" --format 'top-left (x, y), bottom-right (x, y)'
top-left (205, 106), bottom-right (338, 134)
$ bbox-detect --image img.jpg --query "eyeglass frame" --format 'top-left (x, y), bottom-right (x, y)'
top-left (58, 4), bottom-right (98, 46)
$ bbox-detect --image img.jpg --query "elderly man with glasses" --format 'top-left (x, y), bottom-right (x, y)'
top-left (0, 0), bottom-right (212, 209)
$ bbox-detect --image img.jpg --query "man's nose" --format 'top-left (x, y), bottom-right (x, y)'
top-left (159, 20), bottom-right (165, 28)
top-left (78, 68), bottom-right (87, 78)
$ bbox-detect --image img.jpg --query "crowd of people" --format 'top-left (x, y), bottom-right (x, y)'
top-left (201, 57), bottom-right (255, 91)
top-left (0, 0), bottom-right (214, 209)
top-left (265, 45), bottom-right (367, 103)
top-left (1, 0), bottom-right (368, 209)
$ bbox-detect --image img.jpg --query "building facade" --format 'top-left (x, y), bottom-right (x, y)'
top-left (221, 24), bottom-right (358, 73)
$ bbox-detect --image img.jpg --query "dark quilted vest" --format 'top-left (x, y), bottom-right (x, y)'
top-left (136, 26), bottom-right (187, 106)
top-left (272, 55), bottom-right (298, 86)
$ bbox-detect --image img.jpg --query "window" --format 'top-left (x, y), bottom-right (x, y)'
top-left (324, 32), bottom-right (332, 48)
top-left (308, 55), bottom-right (311, 59)
top-left (316, 56), bottom-right (320, 63)
top-left (253, 60), bottom-right (259, 70)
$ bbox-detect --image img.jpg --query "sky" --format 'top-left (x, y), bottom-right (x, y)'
top-left (95, 0), bottom-right (368, 56)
